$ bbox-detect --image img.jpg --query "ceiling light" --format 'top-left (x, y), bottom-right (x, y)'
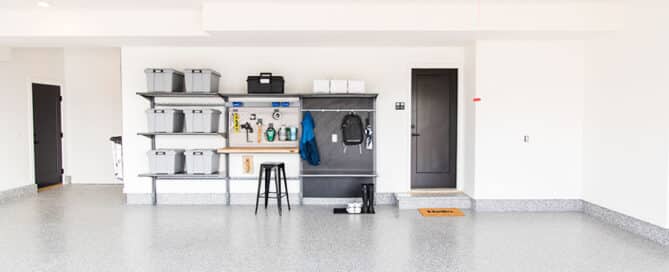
top-left (37, 1), bottom-right (51, 8)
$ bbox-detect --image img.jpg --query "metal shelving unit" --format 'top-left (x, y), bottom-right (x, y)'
top-left (137, 92), bottom-right (228, 205)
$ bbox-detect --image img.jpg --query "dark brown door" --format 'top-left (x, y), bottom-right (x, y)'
top-left (32, 83), bottom-right (63, 188)
top-left (411, 69), bottom-right (457, 188)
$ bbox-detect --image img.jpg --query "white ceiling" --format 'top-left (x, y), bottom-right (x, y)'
top-left (0, 0), bottom-right (619, 10)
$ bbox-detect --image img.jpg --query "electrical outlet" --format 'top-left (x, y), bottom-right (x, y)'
top-left (331, 134), bottom-right (338, 143)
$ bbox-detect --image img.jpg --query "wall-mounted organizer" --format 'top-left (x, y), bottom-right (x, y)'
top-left (226, 97), bottom-right (301, 147)
top-left (300, 94), bottom-right (377, 198)
top-left (137, 83), bottom-right (377, 204)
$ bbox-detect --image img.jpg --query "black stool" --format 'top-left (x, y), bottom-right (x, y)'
top-left (255, 162), bottom-right (291, 215)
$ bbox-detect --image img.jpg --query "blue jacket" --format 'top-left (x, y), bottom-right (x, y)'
top-left (300, 112), bottom-right (320, 166)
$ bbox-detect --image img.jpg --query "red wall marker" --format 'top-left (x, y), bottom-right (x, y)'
top-left (473, 97), bottom-right (481, 102)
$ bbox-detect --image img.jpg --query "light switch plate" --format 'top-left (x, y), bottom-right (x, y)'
top-left (331, 134), bottom-right (338, 143)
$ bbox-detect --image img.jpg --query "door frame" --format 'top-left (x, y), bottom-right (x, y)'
top-left (26, 78), bottom-right (67, 187)
top-left (406, 65), bottom-right (466, 192)
top-left (410, 68), bottom-right (458, 189)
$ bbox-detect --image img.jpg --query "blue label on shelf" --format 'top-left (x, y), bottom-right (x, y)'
top-left (281, 102), bottom-right (290, 107)
top-left (232, 102), bottom-right (244, 107)
top-left (271, 102), bottom-right (280, 107)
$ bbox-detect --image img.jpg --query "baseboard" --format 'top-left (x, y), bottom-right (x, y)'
top-left (395, 193), bottom-right (471, 210)
top-left (71, 181), bottom-right (123, 185)
top-left (302, 193), bottom-right (396, 205)
top-left (0, 184), bottom-right (37, 204)
top-left (473, 199), bottom-right (583, 212)
top-left (583, 201), bottom-right (669, 246)
top-left (158, 193), bottom-right (227, 205)
top-left (230, 193), bottom-right (300, 205)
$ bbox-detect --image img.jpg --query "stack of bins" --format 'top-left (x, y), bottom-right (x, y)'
top-left (146, 109), bottom-right (184, 132)
top-left (184, 109), bottom-right (221, 133)
top-left (185, 150), bottom-right (220, 174)
top-left (147, 149), bottom-right (185, 174)
top-left (184, 69), bottom-right (221, 93)
top-left (144, 68), bottom-right (184, 92)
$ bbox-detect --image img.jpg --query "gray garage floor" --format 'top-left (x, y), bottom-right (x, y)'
top-left (1, 185), bottom-right (668, 272)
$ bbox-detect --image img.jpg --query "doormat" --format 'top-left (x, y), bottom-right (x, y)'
top-left (418, 208), bottom-right (464, 217)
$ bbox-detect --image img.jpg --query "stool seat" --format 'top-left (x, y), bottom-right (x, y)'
top-left (260, 162), bottom-right (285, 167)
top-left (255, 162), bottom-right (291, 215)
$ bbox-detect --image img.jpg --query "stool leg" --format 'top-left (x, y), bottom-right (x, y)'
top-left (264, 168), bottom-right (270, 209)
top-left (255, 166), bottom-right (263, 215)
top-left (275, 167), bottom-right (282, 216)
top-left (281, 165), bottom-right (291, 210)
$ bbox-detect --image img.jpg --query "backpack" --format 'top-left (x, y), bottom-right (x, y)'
top-left (341, 113), bottom-right (364, 145)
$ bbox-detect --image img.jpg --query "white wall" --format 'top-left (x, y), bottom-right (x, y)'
top-left (0, 48), bottom-right (64, 192)
top-left (462, 43), bottom-right (477, 197)
top-left (473, 40), bottom-right (585, 199)
top-left (63, 48), bottom-right (122, 183)
top-left (121, 46), bottom-right (470, 196)
top-left (583, 1), bottom-right (669, 228)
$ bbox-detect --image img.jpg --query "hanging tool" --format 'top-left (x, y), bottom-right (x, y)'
top-left (266, 123), bottom-right (276, 142)
top-left (256, 118), bottom-right (263, 143)
top-left (272, 109), bottom-right (281, 120)
top-left (241, 122), bottom-right (253, 143)
top-left (365, 113), bottom-right (373, 150)
top-left (232, 112), bottom-right (240, 133)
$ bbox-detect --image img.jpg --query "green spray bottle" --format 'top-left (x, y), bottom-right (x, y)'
top-left (266, 123), bottom-right (276, 142)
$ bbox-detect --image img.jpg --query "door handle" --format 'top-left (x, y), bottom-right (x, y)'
top-left (411, 133), bottom-right (420, 137)
top-left (34, 140), bottom-right (39, 144)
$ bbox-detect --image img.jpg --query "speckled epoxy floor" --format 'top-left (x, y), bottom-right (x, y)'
top-left (1, 185), bottom-right (668, 272)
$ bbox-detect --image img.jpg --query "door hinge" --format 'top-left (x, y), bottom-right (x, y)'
top-left (59, 96), bottom-right (63, 102)
top-left (60, 132), bottom-right (63, 138)
top-left (61, 169), bottom-right (64, 174)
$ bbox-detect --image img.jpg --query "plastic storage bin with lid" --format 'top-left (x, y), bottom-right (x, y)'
top-left (144, 68), bottom-right (184, 92)
top-left (147, 149), bottom-right (185, 174)
top-left (146, 109), bottom-right (184, 132)
top-left (184, 69), bottom-right (221, 93)
top-left (185, 149), bottom-right (220, 174)
top-left (184, 109), bottom-right (221, 133)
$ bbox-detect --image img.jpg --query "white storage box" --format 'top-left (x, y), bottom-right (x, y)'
top-left (184, 69), bottom-right (221, 93)
top-left (146, 109), bottom-right (184, 133)
top-left (347, 80), bottom-right (366, 93)
top-left (330, 80), bottom-right (348, 93)
top-left (313, 80), bottom-right (330, 93)
top-left (185, 149), bottom-right (220, 174)
top-left (144, 68), bottom-right (184, 92)
top-left (147, 149), bottom-right (185, 174)
top-left (184, 109), bottom-right (221, 133)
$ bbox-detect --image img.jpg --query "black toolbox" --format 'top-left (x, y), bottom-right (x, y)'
top-left (247, 73), bottom-right (284, 94)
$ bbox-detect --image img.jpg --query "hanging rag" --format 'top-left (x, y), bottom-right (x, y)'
top-left (300, 111), bottom-right (320, 166)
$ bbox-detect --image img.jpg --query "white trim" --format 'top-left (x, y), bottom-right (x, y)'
top-left (26, 78), bottom-right (66, 186)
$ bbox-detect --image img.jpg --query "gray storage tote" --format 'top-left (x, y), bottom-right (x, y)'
top-left (185, 149), bottom-right (220, 174)
top-left (146, 109), bottom-right (184, 133)
top-left (145, 68), bottom-right (184, 92)
top-left (184, 69), bottom-right (221, 93)
top-left (147, 149), bottom-right (185, 174)
top-left (184, 109), bottom-right (221, 133)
